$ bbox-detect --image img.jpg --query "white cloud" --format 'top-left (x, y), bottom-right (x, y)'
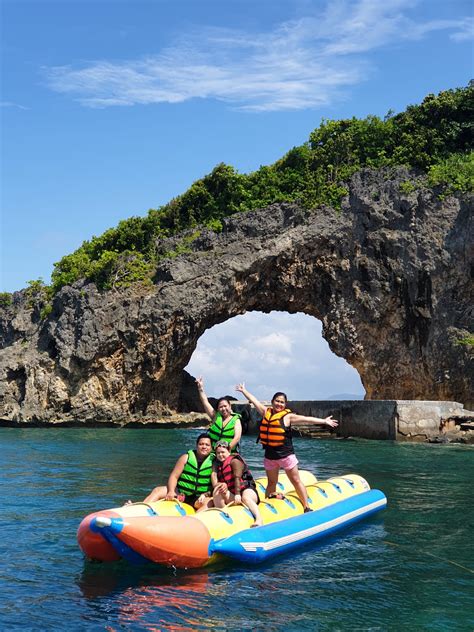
top-left (253, 332), bottom-right (292, 354)
top-left (42, 1), bottom-right (472, 112)
top-left (449, 17), bottom-right (474, 42)
top-left (186, 311), bottom-right (365, 400)
top-left (1, 101), bottom-right (28, 110)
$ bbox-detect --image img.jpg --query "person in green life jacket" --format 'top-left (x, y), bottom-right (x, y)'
top-left (196, 376), bottom-right (242, 452)
top-left (140, 433), bottom-right (214, 510)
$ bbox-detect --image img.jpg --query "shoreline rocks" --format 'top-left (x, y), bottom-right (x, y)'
top-left (0, 411), bottom-right (209, 429)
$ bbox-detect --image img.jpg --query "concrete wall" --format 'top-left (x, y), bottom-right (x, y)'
top-left (395, 400), bottom-right (466, 440)
top-left (233, 399), bottom-right (471, 441)
top-left (290, 400), bottom-right (397, 440)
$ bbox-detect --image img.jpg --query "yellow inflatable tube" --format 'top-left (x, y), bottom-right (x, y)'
top-left (195, 473), bottom-right (369, 554)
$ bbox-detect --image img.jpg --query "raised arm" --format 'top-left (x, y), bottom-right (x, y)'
top-left (286, 413), bottom-right (339, 428)
top-left (235, 383), bottom-right (267, 417)
top-left (195, 376), bottom-right (216, 419)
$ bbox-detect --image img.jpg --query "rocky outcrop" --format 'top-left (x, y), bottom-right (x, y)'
top-left (0, 167), bottom-right (472, 423)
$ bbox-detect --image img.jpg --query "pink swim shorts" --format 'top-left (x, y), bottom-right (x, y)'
top-left (264, 454), bottom-right (299, 471)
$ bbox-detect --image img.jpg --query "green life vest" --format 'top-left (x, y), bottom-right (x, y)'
top-left (208, 412), bottom-right (241, 450)
top-left (177, 450), bottom-right (214, 497)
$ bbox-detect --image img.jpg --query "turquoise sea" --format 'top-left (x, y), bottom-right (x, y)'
top-left (1, 428), bottom-right (473, 631)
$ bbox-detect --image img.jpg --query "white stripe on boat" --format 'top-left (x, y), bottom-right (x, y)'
top-left (241, 498), bottom-right (387, 551)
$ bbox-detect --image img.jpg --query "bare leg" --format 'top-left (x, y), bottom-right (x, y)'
top-left (285, 465), bottom-right (309, 510)
top-left (213, 489), bottom-right (231, 508)
top-left (242, 488), bottom-right (263, 526)
top-left (265, 467), bottom-right (279, 498)
top-left (143, 485), bottom-right (167, 503)
top-left (195, 496), bottom-right (214, 512)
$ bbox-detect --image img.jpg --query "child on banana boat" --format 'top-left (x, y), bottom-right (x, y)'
top-left (212, 439), bottom-right (263, 527)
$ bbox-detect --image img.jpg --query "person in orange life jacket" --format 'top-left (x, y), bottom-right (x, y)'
top-left (235, 383), bottom-right (339, 513)
top-left (139, 433), bottom-right (214, 511)
top-left (195, 376), bottom-right (242, 452)
top-left (211, 440), bottom-right (263, 527)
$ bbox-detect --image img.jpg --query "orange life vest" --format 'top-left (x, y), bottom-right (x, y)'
top-left (259, 407), bottom-right (291, 447)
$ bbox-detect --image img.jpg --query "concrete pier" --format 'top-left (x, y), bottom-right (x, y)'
top-left (233, 400), bottom-right (474, 443)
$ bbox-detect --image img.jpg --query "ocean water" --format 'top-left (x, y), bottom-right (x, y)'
top-left (0, 428), bottom-right (472, 631)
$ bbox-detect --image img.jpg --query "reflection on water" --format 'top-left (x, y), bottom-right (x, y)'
top-left (79, 564), bottom-right (212, 629)
top-left (1, 429), bottom-right (473, 631)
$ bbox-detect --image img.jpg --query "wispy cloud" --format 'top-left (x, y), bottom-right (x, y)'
top-left (1, 101), bottom-right (28, 110)
top-left (43, 0), bottom-right (472, 112)
top-left (449, 16), bottom-right (474, 42)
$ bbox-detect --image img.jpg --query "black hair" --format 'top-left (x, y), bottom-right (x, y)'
top-left (196, 432), bottom-right (212, 444)
top-left (271, 392), bottom-right (288, 404)
top-left (216, 397), bottom-right (232, 407)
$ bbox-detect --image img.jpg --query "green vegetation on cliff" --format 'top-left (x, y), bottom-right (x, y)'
top-left (50, 84), bottom-right (473, 293)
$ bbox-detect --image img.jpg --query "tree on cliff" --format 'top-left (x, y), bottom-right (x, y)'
top-left (49, 84), bottom-right (473, 294)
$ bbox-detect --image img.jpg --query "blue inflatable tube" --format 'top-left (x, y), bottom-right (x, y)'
top-left (211, 489), bottom-right (387, 563)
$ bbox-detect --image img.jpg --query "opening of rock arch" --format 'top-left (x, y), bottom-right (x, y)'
top-left (186, 311), bottom-right (365, 401)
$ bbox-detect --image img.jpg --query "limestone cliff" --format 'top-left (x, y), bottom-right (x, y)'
top-left (0, 167), bottom-right (472, 423)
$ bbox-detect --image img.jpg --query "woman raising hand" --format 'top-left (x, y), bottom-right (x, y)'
top-left (196, 376), bottom-right (242, 452)
top-left (235, 383), bottom-right (338, 512)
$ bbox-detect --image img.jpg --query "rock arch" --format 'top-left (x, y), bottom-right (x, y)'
top-left (0, 168), bottom-right (472, 422)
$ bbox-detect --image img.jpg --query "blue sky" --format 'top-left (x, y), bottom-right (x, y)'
top-left (1, 0), bottom-right (473, 399)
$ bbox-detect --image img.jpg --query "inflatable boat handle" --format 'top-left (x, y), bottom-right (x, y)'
top-left (123, 501), bottom-right (157, 512)
top-left (155, 498), bottom-right (184, 510)
top-left (202, 507), bottom-right (231, 519)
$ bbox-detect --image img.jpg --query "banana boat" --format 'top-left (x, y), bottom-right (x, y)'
top-left (77, 471), bottom-right (386, 568)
